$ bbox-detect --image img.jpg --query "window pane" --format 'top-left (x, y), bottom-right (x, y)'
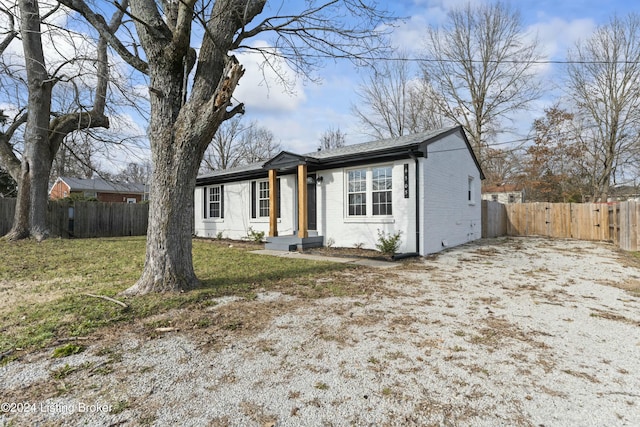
top-left (348, 193), bottom-right (366, 216)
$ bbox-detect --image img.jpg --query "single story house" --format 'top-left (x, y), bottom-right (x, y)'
top-left (481, 184), bottom-right (525, 204)
top-left (194, 126), bottom-right (484, 256)
top-left (194, 126), bottom-right (484, 255)
top-left (49, 176), bottom-right (148, 203)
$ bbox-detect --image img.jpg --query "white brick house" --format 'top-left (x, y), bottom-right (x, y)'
top-left (194, 126), bottom-right (484, 256)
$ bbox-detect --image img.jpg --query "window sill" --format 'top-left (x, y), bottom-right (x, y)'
top-left (344, 217), bottom-right (395, 224)
top-left (250, 218), bottom-right (281, 224)
top-left (203, 218), bottom-right (224, 223)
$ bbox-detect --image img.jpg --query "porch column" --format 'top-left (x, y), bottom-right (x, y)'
top-left (297, 164), bottom-right (308, 238)
top-left (268, 169), bottom-right (278, 237)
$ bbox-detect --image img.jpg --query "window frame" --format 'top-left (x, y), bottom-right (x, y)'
top-left (345, 164), bottom-right (394, 220)
top-left (203, 184), bottom-right (224, 220)
top-left (250, 179), bottom-right (281, 221)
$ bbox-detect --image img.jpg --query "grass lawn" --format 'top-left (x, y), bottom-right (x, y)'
top-left (0, 237), bottom-right (361, 358)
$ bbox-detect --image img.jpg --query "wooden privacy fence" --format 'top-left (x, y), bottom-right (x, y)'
top-left (0, 198), bottom-right (149, 238)
top-left (482, 200), bottom-right (640, 251)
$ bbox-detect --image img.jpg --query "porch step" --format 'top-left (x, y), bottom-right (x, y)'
top-left (265, 235), bottom-right (324, 251)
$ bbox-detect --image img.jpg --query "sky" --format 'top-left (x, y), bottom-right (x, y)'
top-left (232, 0), bottom-right (640, 157)
top-left (1, 0), bottom-right (639, 175)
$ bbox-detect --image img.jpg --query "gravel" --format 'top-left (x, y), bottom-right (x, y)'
top-left (2, 237), bottom-right (640, 426)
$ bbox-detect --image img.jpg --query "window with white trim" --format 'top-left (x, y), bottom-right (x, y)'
top-left (208, 186), bottom-right (221, 217)
top-left (258, 181), bottom-right (269, 217)
top-left (347, 169), bottom-right (367, 216)
top-left (251, 179), bottom-right (280, 219)
top-left (346, 165), bottom-right (393, 217)
top-left (372, 166), bottom-right (392, 215)
top-left (203, 185), bottom-right (224, 219)
top-left (468, 176), bottom-right (475, 204)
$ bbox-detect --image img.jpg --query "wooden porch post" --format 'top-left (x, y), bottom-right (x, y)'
top-left (297, 164), bottom-right (308, 238)
top-left (268, 169), bottom-right (278, 237)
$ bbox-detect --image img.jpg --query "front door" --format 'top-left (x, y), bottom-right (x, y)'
top-left (307, 174), bottom-right (317, 231)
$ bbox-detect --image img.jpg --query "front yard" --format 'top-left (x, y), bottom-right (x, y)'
top-left (2, 237), bottom-right (640, 426)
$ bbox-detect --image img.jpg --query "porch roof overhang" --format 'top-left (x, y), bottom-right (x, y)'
top-left (262, 151), bottom-right (320, 172)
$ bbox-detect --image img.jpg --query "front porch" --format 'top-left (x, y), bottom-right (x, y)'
top-left (263, 152), bottom-right (323, 251)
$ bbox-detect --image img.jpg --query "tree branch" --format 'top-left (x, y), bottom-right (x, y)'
top-left (58, 0), bottom-right (149, 74)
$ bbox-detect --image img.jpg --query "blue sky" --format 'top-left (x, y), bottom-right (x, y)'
top-left (233, 0), bottom-right (640, 156)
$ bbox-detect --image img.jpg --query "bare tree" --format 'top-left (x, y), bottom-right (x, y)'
top-left (566, 13), bottom-right (640, 201)
top-left (353, 53), bottom-right (444, 139)
top-left (238, 123), bottom-right (280, 164)
top-left (201, 116), bottom-right (244, 172)
top-left (0, 1), bottom-right (127, 240)
top-left (421, 1), bottom-right (542, 175)
top-left (200, 117), bottom-right (278, 172)
top-left (114, 161), bottom-right (152, 183)
top-left (62, 0), bottom-right (393, 294)
top-left (318, 127), bottom-right (346, 150)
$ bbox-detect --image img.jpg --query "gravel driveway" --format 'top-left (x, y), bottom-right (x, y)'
top-left (2, 237), bottom-right (640, 426)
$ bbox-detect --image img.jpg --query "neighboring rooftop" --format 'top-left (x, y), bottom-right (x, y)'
top-left (55, 177), bottom-right (147, 194)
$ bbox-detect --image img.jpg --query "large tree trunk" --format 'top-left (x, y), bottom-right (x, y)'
top-left (6, 0), bottom-right (53, 241)
top-left (124, 155), bottom-right (199, 294)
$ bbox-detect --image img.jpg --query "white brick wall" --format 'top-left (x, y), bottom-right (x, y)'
top-left (422, 132), bottom-right (482, 254)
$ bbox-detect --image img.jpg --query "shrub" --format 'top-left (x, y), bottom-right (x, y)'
top-left (376, 230), bottom-right (402, 256)
top-left (246, 227), bottom-right (265, 243)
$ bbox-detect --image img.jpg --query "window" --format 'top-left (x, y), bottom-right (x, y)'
top-left (508, 194), bottom-right (516, 203)
top-left (346, 165), bottom-right (393, 217)
top-left (258, 181), bottom-right (269, 217)
top-left (491, 194), bottom-right (498, 202)
top-left (209, 186), bottom-right (221, 217)
top-left (372, 166), bottom-right (392, 215)
top-left (251, 179), bottom-right (280, 219)
top-left (348, 169), bottom-right (367, 216)
top-left (468, 176), bottom-right (474, 204)
top-left (203, 185), bottom-right (224, 219)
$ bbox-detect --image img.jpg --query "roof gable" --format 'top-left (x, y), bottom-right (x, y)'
top-left (263, 151), bottom-right (319, 171)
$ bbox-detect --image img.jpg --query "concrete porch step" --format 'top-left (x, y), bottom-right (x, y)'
top-left (265, 235), bottom-right (324, 251)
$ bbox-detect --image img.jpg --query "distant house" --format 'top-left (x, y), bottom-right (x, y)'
top-left (482, 184), bottom-right (524, 204)
top-left (194, 126), bottom-right (485, 255)
top-left (49, 177), bottom-right (147, 203)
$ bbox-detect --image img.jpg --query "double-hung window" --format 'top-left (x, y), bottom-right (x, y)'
top-left (347, 165), bottom-right (393, 217)
top-left (203, 185), bottom-right (224, 219)
top-left (372, 166), bottom-right (392, 215)
top-left (251, 179), bottom-right (280, 219)
top-left (258, 181), bottom-right (270, 217)
top-left (347, 169), bottom-right (367, 216)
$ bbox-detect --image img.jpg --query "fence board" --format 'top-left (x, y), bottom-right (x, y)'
top-left (0, 198), bottom-right (148, 238)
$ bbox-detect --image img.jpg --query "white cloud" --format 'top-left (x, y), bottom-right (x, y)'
top-left (234, 40), bottom-right (307, 114)
top-left (527, 17), bottom-right (596, 60)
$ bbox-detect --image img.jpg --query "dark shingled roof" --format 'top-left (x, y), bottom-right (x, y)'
top-left (57, 177), bottom-right (147, 194)
top-left (197, 126), bottom-right (466, 183)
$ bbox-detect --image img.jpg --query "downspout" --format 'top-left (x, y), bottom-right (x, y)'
top-left (392, 151), bottom-right (421, 261)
